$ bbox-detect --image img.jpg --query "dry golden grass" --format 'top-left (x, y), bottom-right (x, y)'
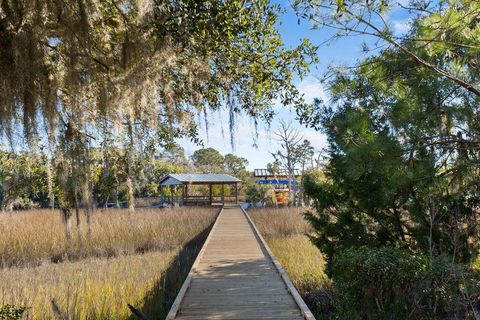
top-left (0, 207), bottom-right (216, 319)
top-left (0, 250), bottom-right (177, 319)
top-left (248, 207), bottom-right (311, 239)
top-left (0, 207), bottom-right (216, 268)
top-left (267, 236), bottom-right (326, 289)
top-left (1, 206), bottom-right (326, 318)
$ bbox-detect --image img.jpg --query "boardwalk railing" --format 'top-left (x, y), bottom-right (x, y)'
top-left (166, 205), bottom-right (316, 320)
top-left (161, 195), bottom-right (241, 206)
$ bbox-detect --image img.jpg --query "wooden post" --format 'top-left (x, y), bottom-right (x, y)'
top-left (235, 183), bottom-right (238, 204)
top-left (209, 184), bottom-right (213, 205)
top-left (182, 184), bottom-right (186, 206)
top-left (221, 184), bottom-right (225, 204)
top-left (160, 185), bottom-right (163, 204)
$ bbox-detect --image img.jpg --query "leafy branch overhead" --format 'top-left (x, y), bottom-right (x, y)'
top-left (294, 0), bottom-right (480, 127)
top-left (0, 0), bottom-right (317, 145)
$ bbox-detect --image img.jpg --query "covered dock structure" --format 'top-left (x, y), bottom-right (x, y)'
top-left (159, 173), bottom-right (241, 206)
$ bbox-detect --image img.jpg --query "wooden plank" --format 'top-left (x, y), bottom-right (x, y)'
top-left (166, 206), bottom-right (315, 320)
top-left (164, 207), bottom-right (223, 320)
top-left (241, 207), bottom-right (316, 320)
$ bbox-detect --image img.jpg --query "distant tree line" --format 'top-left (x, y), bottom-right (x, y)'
top-left (0, 145), bottom-right (251, 211)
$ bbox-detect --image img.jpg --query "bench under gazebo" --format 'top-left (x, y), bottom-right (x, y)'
top-left (159, 173), bottom-right (241, 206)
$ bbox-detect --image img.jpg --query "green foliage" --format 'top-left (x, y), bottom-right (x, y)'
top-left (0, 144), bottom-right (254, 208)
top-left (245, 185), bottom-right (272, 204)
top-left (0, 0), bottom-right (316, 216)
top-left (0, 0), bottom-right (316, 146)
top-left (333, 247), bottom-right (430, 319)
top-left (295, 0), bottom-right (480, 127)
top-left (223, 154), bottom-right (248, 175)
top-left (191, 149), bottom-right (251, 185)
top-left (300, 2), bottom-right (480, 316)
top-left (0, 305), bottom-right (26, 320)
top-left (304, 0), bottom-right (480, 273)
top-left (192, 148), bottom-right (225, 172)
top-left (223, 154), bottom-right (251, 187)
top-left (136, 158), bottom-right (186, 198)
top-left (332, 247), bottom-right (480, 319)
top-left (0, 151), bottom-right (50, 210)
top-left (473, 256), bottom-right (480, 271)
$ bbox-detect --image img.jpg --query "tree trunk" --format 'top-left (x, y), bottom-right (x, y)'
top-left (74, 189), bottom-right (82, 240)
top-left (126, 120), bottom-right (135, 214)
top-left (85, 186), bottom-right (93, 236)
top-left (289, 170), bottom-right (295, 207)
top-left (127, 175), bottom-right (135, 214)
top-left (82, 152), bottom-right (93, 236)
top-left (86, 204), bottom-right (92, 235)
top-left (298, 163), bottom-right (305, 207)
top-left (46, 159), bottom-right (55, 209)
top-left (428, 202), bottom-right (436, 262)
top-left (114, 183), bottom-right (120, 208)
top-left (62, 208), bottom-right (72, 241)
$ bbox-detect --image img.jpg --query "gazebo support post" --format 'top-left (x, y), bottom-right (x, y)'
top-left (160, 185), bottom-right (163, 204)
top-left (182, 184), bottom-right (186, 206)
top-left (209, 184), bottom-right (213, 205)
top-left (221, 184), bottom-right (225, 204)
top-left (235, 183), bottom-right (238, 204)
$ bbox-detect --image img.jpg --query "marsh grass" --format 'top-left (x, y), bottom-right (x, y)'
top-left (0, 207), bottom-right (216, 319)
top-left (249, 207), bottom-right (329, 318)
top-left (1, 250), bottom-right (177, 319)
top-left (1, 206), bottom-right (328, 318)
top-left (248, 207), bottom-right (311, 239)
top-left (0, 207), bottom-right (216, 268)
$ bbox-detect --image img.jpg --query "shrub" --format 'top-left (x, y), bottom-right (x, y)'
top-left (0, 305), bottom-right (26, 320)
top-left (332, 247), bottom-right (480, 319)
top-left (245, 185), bottom-right (272, 205)
top-left (473, 256), bottom-right (480, 271)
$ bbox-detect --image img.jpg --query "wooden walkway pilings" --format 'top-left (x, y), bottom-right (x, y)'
top-left (166, 205), bottom-right (315, 320)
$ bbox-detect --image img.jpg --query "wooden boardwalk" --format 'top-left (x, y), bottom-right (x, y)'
top-left (166, 206), bottom-right (315, 320)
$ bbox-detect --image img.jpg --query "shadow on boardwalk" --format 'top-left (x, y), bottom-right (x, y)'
top-left (128, 221), bottom-right (214, 320)
top-left (175, 258), bottom-right (304, 319)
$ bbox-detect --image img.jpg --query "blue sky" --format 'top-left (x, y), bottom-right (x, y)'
top-left (182, 1), bottom-right (413, 170)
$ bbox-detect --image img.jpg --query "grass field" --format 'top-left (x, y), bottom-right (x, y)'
top-left (1, 251), bottom-right (177, 319)
top-left (0, 208), bottom-right (215, 268)
top-left (1, 206), bottom-right (326, 319)
top-left (0, 207), bottom-right (217, 319)
top-left (249, 207), bottom-right (329, 318)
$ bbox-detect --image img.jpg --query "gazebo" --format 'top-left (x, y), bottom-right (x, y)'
top-left (159, 173), bottom-right (241, 206)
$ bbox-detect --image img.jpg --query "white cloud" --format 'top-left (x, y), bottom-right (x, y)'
top-left (297, 76), bottom-right (328, 103)
top-left (392, 18), bottom-right (412, 36)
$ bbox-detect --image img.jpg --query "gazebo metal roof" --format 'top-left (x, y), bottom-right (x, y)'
top-left (159, 173), bottom-right (241, 186)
